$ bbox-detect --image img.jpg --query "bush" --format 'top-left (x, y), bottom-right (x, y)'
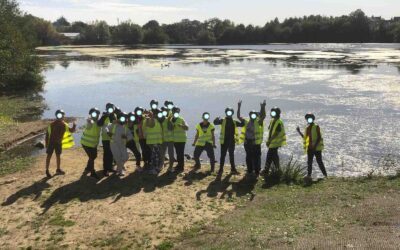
top-left (265, 155), bottom-right (306, 185)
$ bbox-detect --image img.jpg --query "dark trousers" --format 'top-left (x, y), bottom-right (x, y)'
top-left (265, 147), bottom-right (280, 175)
top-left (220, 142), bottom-right (235, 170)
top-left (102, 140), bottom-right (113, 171)
top-left (307, 150), bottom-right (327, 177)
top-left (83, 145), bottom-right (97, 173)
top-left (244, 140), bottom-right (261, 174)
top-left (193, 143), bottom-right (215, 169)
top-left (126, 140), bottom-right (141, 166)
top-left (174, 142), bottom-right (186, 168)
top-left (139, 139), bottom-right (151, 165)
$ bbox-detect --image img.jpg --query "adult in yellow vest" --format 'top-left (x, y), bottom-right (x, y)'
top-left (45, 110), bottom-right (76, 178)
top-left (160, 106), bottom-right (175, 172)
top-left (169, 107), bottom-right (189, 172)
top-left (264, 107), bottom-right (287, 177)
top-left (213, 106), bottom-right (244, 175)
top-left (81, 108), bottom-right (102, 179)
top-left (98, 103), bottom-right (117, 176)
top-left (296, 113), bottom-right (327, 178)
top-left (144, 109), bottom-right (164, 175)
top-left (127, 112), bottom-right (142, 170)
top-left (192, 112), bottom-right (216, 172)
top-left (106, 112), bottom-right (132, 177)
top-left (238, 100), bottom-right (266, 176)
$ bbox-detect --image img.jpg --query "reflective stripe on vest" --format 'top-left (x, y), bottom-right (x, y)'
top-left (172, 117), bottom-right (187, 143)
top-left (101, 117), bottom-right (111, 141)
top-left (161, 120), bottom-right (174, 142)
top-left (220, 118), bottom-right (239, 145)
top-left (303, 123), bottom-right (324, 153)
top-left (146, 120), bottom-right (163, 145)
top-left (267, 118), bottom-right (287, 149)
top-left (196, 123), bottom-right (214, 146)
top-left (239, 118), bottom-right (264, 145)
top-left (81, 122), bottom-right (101, 148)
top-left (47, 123), bottom-right (75, 149)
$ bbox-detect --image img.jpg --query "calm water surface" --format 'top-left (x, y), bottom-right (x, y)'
top-left (38, 44), bottom-right (400, 176)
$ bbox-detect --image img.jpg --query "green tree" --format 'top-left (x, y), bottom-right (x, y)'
top-left (142, 20), bottom-right (168, 44)
top-left (78, 21), bottom-right (111, 45)
top-left (111, 21), bottom-right (143, 45)
top-left (196, 30), bottom-right (216, 45)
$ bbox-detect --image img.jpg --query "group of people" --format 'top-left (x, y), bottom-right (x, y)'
top-left (45, 100), bottom-right (328, 181)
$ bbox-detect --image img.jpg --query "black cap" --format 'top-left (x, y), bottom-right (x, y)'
top-left (305, 113), bottom-right (315, 120)
top-left (55, 109), bottom-right (65, 119)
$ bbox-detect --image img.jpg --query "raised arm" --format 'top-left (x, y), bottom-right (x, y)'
top-left (259, 100), bottom-right (266, 125)
top-left (237, 100), bottom-right (245, 122)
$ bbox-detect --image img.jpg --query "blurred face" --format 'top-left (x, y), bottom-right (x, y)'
top-left (250, 113), bottom-right (257, 120)
top-left (56, 113), bottom-right (63, 119)
top-left (307, 117), bottom-right (314, 124)
top-left (157, 112), bottom-right (163, 119)
top-left (173, 112), bottom-right (179, 118)
top-left (162, 110), bottom-right (168, 117)
top-left (119, 116), bottom-right (126, 123)
top-left (167, 104), bottom-right (174, 110)
top-left (226, 110), bottom-right (233, 117)
top-left (107, 107), bottom-right (114, 114)
top-left (151, 103), bottom-right (158, 109)
top-left (129, 115), bottom-right (136, 122)
top-left (270, 110), bottom-right (277, 118)
top-left (203, 113), bottom-right (210, 120)
top-left (91, 111), bottom-right (98, 119)
top-left (136, 110), bottom-right (143, 116)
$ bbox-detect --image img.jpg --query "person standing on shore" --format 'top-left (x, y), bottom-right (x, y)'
top-left (264, 107), bottom-right (287, 177)
top-left (136, 106), bottom-right (151, 169)
top-left (81, 108), bottom-right (102, 179)
top-left (213, 105), bottom-right (244, 175)
top-left (238, 100), bottom-right (266, 177)
top-left (296, 113), bottom-right (328, 179)
top-left (192, 112), bottom-right (216, 172)
top-left (169, 107), bottom-right (189, 172)
top-left (126, 112), bottom-right (142, 171)
top-left (107, 112), bottom-right (132, 176)
top-left (159, 107), bottom-right (175, 172)
top-left (145, 109), bottom-right (164, 174)
top-left (98, 103), bottom-right (117, 176)
top-left (45, 109), bottom-right (76, 177)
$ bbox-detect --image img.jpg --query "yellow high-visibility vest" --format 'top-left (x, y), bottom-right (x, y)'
top-left (161, 120), bottom-right (174, 143)
top-left (219, 118), bottom-right (239, 145)
top-left (239, 118), bottom-right (264, 145)
top-left (47, 123), bottom-right (75, 149)
top-left (172, 117), bottom-right (187, 143)
top-left (195, 123), bottom-right (214, 146)
top-left (81, 121), bottom-right (101, 148)
top-left (145, 120), bottom-right (163, 145)
top-left (267, 118), bottom-right (287, 149)
top-left (303, 123), bottom-right (324, 153)
top-left (101, 117), bottom-right (111, 141)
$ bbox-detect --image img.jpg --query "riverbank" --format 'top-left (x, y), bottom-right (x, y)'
top-left (0, 147), bottom-right (399, 249)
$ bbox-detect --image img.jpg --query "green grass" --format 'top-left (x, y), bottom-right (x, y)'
top-left (176, 175), bottom-right (400, 249)
top-left (0, 154), bottom-right (34, 176)
top-left (48, 210), bottom-right (75, 227)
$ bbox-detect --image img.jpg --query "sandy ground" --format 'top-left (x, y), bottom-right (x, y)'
top-left (0, 148), bottom-right (252, 249)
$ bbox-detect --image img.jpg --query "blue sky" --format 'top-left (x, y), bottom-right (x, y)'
top-left (20, 0), bottom-right (400, 25)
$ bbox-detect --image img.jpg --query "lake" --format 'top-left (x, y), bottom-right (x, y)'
top-left (36, 43), bottom-right (400, 177)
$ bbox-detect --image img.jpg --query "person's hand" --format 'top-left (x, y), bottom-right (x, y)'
top-left (296, 126), bottom-right (301, 133)
top-left (238, 100), bottom-right (242, 107)
top-left (261, 100), bottom-right (266, 107)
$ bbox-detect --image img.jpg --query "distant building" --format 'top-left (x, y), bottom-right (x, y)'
top-left (61, 33), bottom-right (80, 40)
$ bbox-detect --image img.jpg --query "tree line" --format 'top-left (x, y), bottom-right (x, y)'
top-left (53, 9), bottom-right (400, 45)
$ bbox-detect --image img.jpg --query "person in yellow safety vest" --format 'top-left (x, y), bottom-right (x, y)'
top-left (135, 106), bottom-right (151, 168)
top-left (45, 109), bottom-right (76, 178)
top-left (81, 108), bottom-right (102, 179)
top-left (213, 106), bottom-right (245, 176)
top-left (192, 112), bottom-right (216, 172)
top-left (127, 112), bottom-right (142, 170)
top-left (264, 107), bottom-right (287, 177)
top-left (296, 113), bottom-right (327, 178)
top-left (169, 106), bottom-right (189, 173)
top-left (238, 100), bottom-right (266, 177)
top-left (98, 103), bottom-right (117, 176)
top-left (144, 109), bottom-right (164, 175)
top-left (106, 112), bottom-right (132, 177)
top-left (160, 106), bottom-right (175, 172)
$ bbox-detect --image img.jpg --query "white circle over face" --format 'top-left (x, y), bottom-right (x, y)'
top-left (203, 114), bottom-right (210, 120)
top-left (91, 112), bottom-right (98, 118)
top-left (173, 113), bottom-right (179, 118)
top-left (162, 111), bottom-right (168, 117)
top-left (130, 116), bottom-right (136, 122)
top-left (307, 118), bottom-right (314, 124)
top-left (271, 111), bottom-right (277, 117)
top-left (120, 117), bottom-right (126, 123)
top-left (108, 108), bottom-right (114, 113)
top-left (56, 113), bottom-right (63, 119)
top-left (167, 104), bottom-right (174, 110)
top-left (157, 113), bottom-right (163, 118)
top-left (226, 111), bottom-right (233, 116)
top-left (151, 104), bottom-right (157, 109)
top-left (137, 110), bottom-right (143, 116)
top-left (251, 114), bottom-right (257, 120)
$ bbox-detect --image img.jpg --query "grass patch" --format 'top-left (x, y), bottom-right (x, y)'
top-left (0, 154), bottom-right (34, 176)
top-left (156, 240), bottom-right (174, 250)
top-left (48, 210), bottom-right (75, 227)
top-left (91, 235), bottom-right (124, 248)
top-left (0, 227), bottom-right (8, 237)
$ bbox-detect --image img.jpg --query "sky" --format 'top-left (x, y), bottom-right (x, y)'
top-left (20, 0), bottom-right (400, 25)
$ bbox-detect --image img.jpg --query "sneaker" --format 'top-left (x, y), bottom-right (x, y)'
top-left (56, 169), bottom-right (65, 175)
top-left (82, 168), bottom-right (90, 176)
top-left (46, 170), bottom-right (51, 178)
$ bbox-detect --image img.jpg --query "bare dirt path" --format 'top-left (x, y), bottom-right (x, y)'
top-left (0, 148), bottom-right (253, 249)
